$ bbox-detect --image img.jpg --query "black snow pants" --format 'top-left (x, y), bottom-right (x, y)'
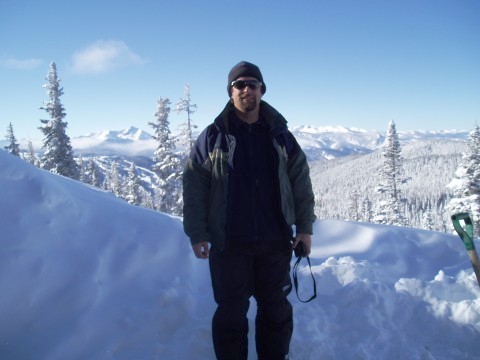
top-left (209, 245), bottom-right (293, 360)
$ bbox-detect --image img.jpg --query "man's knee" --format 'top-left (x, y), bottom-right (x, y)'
top-left (257, 299), bottom-right (292, 325)
top-left (213, 300), bottom-right (250, 329)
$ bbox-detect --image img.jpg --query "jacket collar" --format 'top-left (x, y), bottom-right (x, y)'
top-left (214, 100), bottom-right (288, 135)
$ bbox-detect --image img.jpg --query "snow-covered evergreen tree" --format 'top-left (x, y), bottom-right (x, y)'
top-left (125, 162), bottom-right (141, 206)
top-left (105, 161), bottom-right (122, 197)
top-left (39, 62), bottom-right (79, 179)
top-left (447, 125), bottom-right (480, 236)
top-left (374, 120), bottom-right (408, 226)
top-left (78, 155), bottom-right (88, 183)
top-left (175, 84), bottom-right (197, 158)
top-left (140, 187), bottom-right (155, 209)
top-left (24, 140), bottom-right (40, 166)
top-left (421, 210), bottom-right (434, 231)
top-left (85, 158), bottom-right (102, 187)
top-left (4, 122), bottom-right (20, 156)
top-left (149, 97), bottom-right (183, 215)
top-left (348, 190), bottom-right (360, 221)
top-left (362, 197), bottom-right (373, 223)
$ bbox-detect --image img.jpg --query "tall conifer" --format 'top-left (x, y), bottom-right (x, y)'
top-left (175, 84), bottom-right (197, 157)
top-left (4, 122), bottom-right (20, 156)
top-left (39, 62), bottom-right (78, 179)
top-left (374, 120), bottom-right (408, 225)
top-left (447, 125), bottom-right (480, 235)
top-left (149, 97), bottom-right (182, 214)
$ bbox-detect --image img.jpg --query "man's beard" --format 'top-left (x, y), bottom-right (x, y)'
top-left (239, 95), bottom-right (258, 112)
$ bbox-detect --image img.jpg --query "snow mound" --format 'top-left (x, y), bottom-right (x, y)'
top-left (1, 150), bottom-right (479, 359)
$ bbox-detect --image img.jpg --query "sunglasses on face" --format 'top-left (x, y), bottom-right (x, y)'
top-left (230, 79), bottom-right (262, 91)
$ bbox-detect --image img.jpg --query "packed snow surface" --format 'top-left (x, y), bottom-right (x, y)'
top-left (1, 150), bottom-right (480, 359)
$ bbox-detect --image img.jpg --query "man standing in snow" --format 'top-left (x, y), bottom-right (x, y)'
top-left (183, 61), bottom-right (316, 359)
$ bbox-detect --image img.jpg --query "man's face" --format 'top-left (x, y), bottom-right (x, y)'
top-left (230, 76), bottom-right (263, 113)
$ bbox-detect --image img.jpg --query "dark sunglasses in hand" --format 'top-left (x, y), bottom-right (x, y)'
top-left (230, 79), bottom-right (262, 91)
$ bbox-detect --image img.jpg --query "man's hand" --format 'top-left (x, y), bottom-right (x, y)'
top-left (192, 241), bottom-right (210, 259)
top-left (292, 233), bottom-right (312, 256)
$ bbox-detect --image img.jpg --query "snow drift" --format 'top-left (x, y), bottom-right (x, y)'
top-left (1, 150), bottom-right (479, 359)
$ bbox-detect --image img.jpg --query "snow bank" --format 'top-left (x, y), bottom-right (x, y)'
top-left (1, 150), bottom-right (479, 359)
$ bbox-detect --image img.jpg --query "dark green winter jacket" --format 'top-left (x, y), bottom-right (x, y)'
top-left (183, 100), bottom-right (316, 250)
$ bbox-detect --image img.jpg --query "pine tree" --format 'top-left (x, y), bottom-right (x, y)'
top-left (106, 160), bottom-right (122, 197)
top-left (25, 139), bottom-right (39, 166)
top-left (125, 162), bottom-right (142, 206)
top-left (140, 187), bottom-right (155, 209)
top-left (447, 125), bottom-right (480, 236)
top-left (348, 190), bottom-right (360, 221)
top-left (175, 84), bottom-right (197, 158)
top-left (362, 197), bottom-right (373, 222)
top-left (78, 155), bottom-right (88, 183)
top-left (374, 120), bottom-right (408, 226)
top-left (4, 122), bottom-right (21, 156)
top-left (149, 97), bottom-right (183, 215)
top-left (421, 210), bottom-right (434, 231)
top-left (39, 62), bottom-right (79, 179)
top-left (85, 158), bottom-right (102, 187)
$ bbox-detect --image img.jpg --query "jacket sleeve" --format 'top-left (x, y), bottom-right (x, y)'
top-left (182, 129), bottom-right (212, 246)
top-left (286, 134), bottom-right (317, 234)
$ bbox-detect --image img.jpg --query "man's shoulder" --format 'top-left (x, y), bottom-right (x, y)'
top-left (199, 122), bottom-right (219, 137)
top-left (259, 101), bottom-right (287, 127)
top-left (194, 117), bottom-right (230, 153)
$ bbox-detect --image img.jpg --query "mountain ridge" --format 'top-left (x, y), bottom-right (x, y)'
top-left (68, 125), bottom-right (469, 159)
top-left (4, 125), bottom-right (468, 159)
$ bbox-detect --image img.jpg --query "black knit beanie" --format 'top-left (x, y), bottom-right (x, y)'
top-left (227, 61), bottom-right (267, 97)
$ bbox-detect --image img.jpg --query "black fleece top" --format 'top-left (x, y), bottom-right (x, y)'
top-left (226, 113), bottom-right (290, 250)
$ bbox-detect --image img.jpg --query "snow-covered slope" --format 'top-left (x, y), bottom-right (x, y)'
top-left (1, 149), bottom-right (479, 359)
top-left (310, 139), bottom-right (467, 229)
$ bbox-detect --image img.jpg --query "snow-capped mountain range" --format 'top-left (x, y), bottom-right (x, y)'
top-left (3, 125), bottom-right (468, 159)
top-left (289, 125), bottom-right (468, 160)
top-left (71, 127), bottom-right (157, 156)
top-left (78, 127), bottom-right (153, 142)
top-left (64, 125), bottom-right (468, 159)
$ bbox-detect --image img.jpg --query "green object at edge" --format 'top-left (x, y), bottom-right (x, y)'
top-left (451, 212), bottom-right (476, 252)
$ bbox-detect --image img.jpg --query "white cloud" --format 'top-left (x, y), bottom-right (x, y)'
top-left (71, 40), bottom-right (145, 74)
top-left (0, 57), bottom-right (43, 70)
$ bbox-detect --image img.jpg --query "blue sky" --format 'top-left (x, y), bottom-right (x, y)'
top-left (1, 0), bottom-right (479, 140)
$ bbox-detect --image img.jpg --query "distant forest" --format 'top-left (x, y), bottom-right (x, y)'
top-left (310, 139), bottom-right (466, 232)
